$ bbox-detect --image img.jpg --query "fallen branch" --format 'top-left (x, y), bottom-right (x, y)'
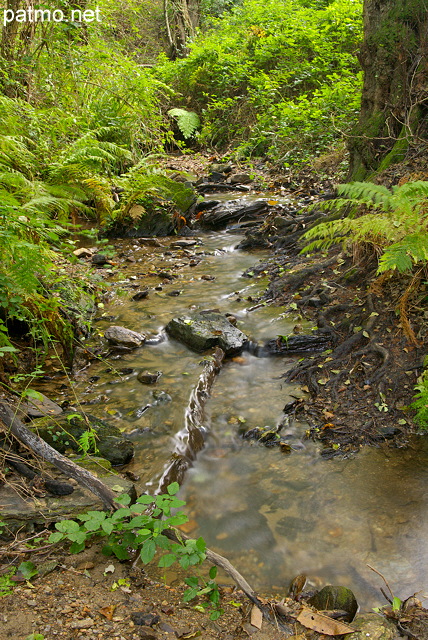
top-left (157, 347), bottom-right (225, 493)
top-left (0, 402), bottom-right (118, 510)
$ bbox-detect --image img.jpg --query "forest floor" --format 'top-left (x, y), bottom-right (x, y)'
top-left (1, 151), bottom-right (428, 639)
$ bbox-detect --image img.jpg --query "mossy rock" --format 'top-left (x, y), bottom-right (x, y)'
top-left (308, 585), bottom-right (358, 622)
top-left (31, 413), bottom-right (134, 466)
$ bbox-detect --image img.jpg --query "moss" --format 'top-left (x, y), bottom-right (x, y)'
top-left (377, 135), bottom-right (408, 172)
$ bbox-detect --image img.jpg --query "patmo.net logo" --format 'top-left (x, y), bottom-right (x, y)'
top-left (3, 5), bottom-right (101, 26)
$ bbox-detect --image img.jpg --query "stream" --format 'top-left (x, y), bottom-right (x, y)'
top-left (64, 207), bottom-right (428, 610)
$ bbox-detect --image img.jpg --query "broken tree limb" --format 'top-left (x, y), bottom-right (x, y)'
top-left (157, 346), bottom-right (225, 493)
top-left (0, 402), bottom-right (118, 510)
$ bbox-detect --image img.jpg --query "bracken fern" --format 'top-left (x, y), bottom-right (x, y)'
top-left (302, 180), bottom-right (428, 274)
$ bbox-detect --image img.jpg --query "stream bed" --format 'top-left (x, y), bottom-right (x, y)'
top-left (63, 221), bottom-right (428, 609)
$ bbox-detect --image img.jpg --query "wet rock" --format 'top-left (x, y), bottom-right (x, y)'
top-left (104, 325), bottom-right (145, 348)
top-left (166, 290), bottom-right (182, 296)
top-left (152, 390), bottom-right (172, 404)
top-left (132, 290), bottom-right (149, 301)
top-left (165, 311), bottom-right (248, 355)
top-left (32, 413), bottom-right (134, 466)
top-left (346, 613), bottom-right (397, 640)
top-left (171, 239), bottom-right (199, 248)
top-left (91, 253), bottom-right (111, 266)
top-left (201, 274), bottom-right (215, 281)
top-left (138, 237), bottom-right (162, 247)
top-left (137, 370), bottom-right (162, 384)
top-left (309, 585), bottom-right (358, 622)
top-left (17, 393), bottom-right (63, 419)
top-left (229, 173), bottom-right (252, 184)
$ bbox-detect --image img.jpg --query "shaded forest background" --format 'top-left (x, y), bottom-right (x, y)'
top-left (0, 0), bottom-right (428, 420)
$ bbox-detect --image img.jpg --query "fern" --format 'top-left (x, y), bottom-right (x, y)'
top-left (168, 108), bottom-right (201, 139)
top-left (302, 180), bottom-right (428, 273)
top-left (412, 369), bottom-right (428, 430)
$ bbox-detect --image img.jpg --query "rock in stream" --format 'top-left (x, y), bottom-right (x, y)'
top-left (165, 311), bottom-right (248, 355)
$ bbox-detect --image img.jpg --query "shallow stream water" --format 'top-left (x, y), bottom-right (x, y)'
top-left (68, 215), bottom-right (428, 610)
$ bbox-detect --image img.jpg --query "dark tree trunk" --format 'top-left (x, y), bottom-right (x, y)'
top-left (348, 0), bottom-right (428, 180)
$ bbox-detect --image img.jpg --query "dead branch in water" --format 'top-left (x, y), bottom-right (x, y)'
top-left (157, 346), bottom-right (225, 493)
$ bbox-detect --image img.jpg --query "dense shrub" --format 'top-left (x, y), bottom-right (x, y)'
top-left (158, 0), bottom-right (363, 167)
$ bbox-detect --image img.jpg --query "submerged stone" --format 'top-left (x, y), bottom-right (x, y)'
top-left (165, 311), bottom-right (248, 355)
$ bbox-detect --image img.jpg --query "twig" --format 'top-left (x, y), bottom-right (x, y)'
top-left (367, 564), bottom-right (395, 601)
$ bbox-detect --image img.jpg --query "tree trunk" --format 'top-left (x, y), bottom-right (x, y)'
top-left (348, 0), bottom-right (428, 180)
top-left (165, 0), bottom-right (200, 58)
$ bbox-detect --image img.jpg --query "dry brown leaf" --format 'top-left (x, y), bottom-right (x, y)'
top-left (297, 606), bottom-right (356, 635)
top-left (99, 604), bottom-right (115, 620)
top-left (250, 605), bottom-right (263, 630)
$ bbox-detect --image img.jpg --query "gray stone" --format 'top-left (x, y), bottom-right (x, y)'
top-left (346, 613), bottom-right (397, 640)
top-left (165, 311), bottom-right (248, 355)
top-left (73, 247), bottom-right (95, 258)
top-left (170, 239), bottom-right (199, 248)
top-left (229, 173), bottom-right (252, 184)
top-left (210, 163), bottom-right (233, 173)
top-left (104, 325), bottom-right (145, 348)
top-left (1, 472), bottom-right (135, 532)
top-left (17, 393), bottom-right (63, 419)
top-left (137, 370), bottom-right (162, 384)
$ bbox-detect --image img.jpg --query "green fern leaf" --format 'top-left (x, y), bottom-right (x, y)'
top-left (168, 108), bottom-right (201, 139)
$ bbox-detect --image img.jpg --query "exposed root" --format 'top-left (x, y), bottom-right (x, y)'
top-left (398, 270), bottom-right (423, 347)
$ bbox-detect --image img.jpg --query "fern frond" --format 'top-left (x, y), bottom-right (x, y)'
top-left (302, 180), bottom-right (428, 274)
top-left (168, 108), bottom-right (201, 139)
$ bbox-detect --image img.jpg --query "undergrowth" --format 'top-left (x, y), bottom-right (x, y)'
top-left (48, 482), bottom-right (224, 619)
top-left (157, 0), bottom-right (363, 167)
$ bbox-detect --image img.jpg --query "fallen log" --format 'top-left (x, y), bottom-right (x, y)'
top-left (157, 346), bottom-right (225, 493)
top-left (0, 402), bottom-right (118, 510)
top-left (197, 200), bottom-right (269, 229)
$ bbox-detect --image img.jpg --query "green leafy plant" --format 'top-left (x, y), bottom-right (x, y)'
top-left (0, 569), bottom-right (16, 597)
top-left (412, 367), bottom-right (428, 429)
top-left (183, 566), bottom-right (224, 620)
top-left (158, 0), bottom-right (362, 166)
top-left (48, 483), bottom-right (205, 567)
top-left (0, 562), bottom-right (38, 598)
top-left (168, 108), bottom-right (201, 139)
top-left (302, 180), bottom-right (428, 274)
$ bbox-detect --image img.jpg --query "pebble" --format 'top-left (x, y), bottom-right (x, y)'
top-left (70, 618), bottom-right (95, 629)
